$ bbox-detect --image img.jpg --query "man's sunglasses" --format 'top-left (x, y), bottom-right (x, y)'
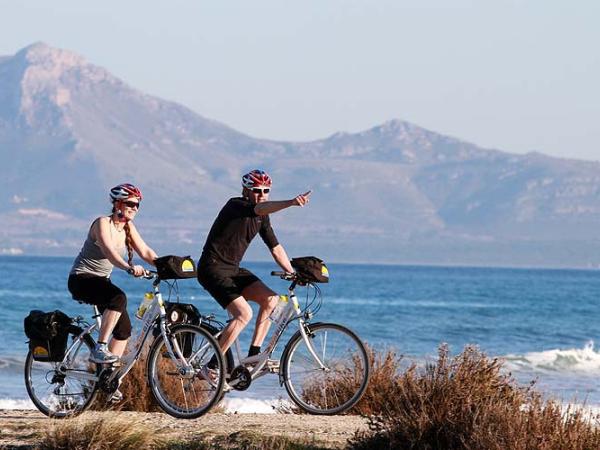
top-left (251, 188), bottom-right (270, 194)
top-left (123, 201), bottom-right (140, 209)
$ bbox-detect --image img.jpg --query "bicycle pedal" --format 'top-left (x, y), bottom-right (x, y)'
top-left (266, 359), bottom-right (280, 372)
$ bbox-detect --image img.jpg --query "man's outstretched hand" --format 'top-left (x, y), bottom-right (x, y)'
top-left (293, 190), bottom-right (312, 207)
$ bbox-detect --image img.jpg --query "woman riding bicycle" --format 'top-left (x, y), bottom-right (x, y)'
top-left (67, 183), bottom-right (158, 369)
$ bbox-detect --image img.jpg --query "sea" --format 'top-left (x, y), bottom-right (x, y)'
top-left (2, 256), bottom-right (600, 414)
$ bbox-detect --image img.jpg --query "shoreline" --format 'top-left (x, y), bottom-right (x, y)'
top-left (0, 409), bottom-right (369, 449)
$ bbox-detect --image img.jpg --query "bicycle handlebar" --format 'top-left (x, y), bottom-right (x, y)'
top-left (127, 268), bottom-right (156, 279)
top-left (271, 271), bottom-right (296, 281)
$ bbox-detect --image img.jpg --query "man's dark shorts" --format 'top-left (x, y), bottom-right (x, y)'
top-left (197, 260), bottom-right (260, 309)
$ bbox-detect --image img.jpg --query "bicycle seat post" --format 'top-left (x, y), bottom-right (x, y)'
top-left (92, 305), bottom-right (102, 329)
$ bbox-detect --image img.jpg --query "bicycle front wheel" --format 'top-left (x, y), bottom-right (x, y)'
top-left (24, 326), bottom-right (100, 418)
top-left (147, 324), bottom-right (225, 419)
top-left (281, 322), bottom-right (370, 415)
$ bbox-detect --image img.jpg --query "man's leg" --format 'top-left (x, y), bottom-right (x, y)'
top-left (219, 297), bottom-right (253, 353)
top-left (242, 280), bottom-right (279, 351)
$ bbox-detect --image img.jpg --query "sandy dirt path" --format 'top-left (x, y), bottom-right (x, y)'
top-left (0, 409), bottom-right (369, 449)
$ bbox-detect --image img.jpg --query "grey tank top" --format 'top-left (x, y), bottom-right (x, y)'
top-left (70, 217), bottom-right (127, 278)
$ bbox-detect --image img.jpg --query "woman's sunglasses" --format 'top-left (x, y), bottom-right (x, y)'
top-left (251, 188), bottom-right (270, 194)
top-left (123, 201), bottom-right (140, 209)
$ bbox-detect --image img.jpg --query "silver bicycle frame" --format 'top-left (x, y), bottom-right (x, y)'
top-left (224, 285), bottom-right (327, 386)
top-left (62, 278), bottom-right (192, 386)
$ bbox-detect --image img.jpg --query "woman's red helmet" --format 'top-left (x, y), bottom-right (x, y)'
top-left (109, 183), bottom-right (143, 202)
top-left (241, 170), bottom-right (272, 189)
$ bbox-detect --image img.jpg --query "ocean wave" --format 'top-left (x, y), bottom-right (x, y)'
top-left (504, 341), bottom-right (600, 373)
top-left (0, 356), bottom-right (24, 374)
top-left (327, 297), bottom-right (507, 309)
top-left (0, 398), bottom-right (34, 409)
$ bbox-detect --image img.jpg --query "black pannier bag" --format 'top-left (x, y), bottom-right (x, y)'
top-left (24, 310), bottom-right (71, 362)
top-left (154, 255), bottom-right (197, 280)
top-left (154, 302), bottom-right (201, 357)
top-left (291, 256), bottom-right (330, 283)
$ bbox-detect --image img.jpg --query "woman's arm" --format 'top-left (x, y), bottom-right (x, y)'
top-left (94, 217), bottom-right (134, 271)
top-left (128, 222), bottom-right (159, 266)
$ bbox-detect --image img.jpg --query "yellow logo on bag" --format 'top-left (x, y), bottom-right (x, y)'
top-left (181, 260), bottom-right (194, 272)
top-left (33, 346), bottom-right (49, 357)
top-left (321, 265), bottom-right (329, 277)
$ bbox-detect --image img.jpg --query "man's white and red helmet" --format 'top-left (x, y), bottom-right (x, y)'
top-left (242, 170), bottom-right (272, 189)
top-left (109, 183), bottom-right (143, 203)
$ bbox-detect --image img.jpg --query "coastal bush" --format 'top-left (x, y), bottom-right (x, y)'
top-left (347, 345), bottom-right (600, 450)
top-left (117, 344), bottom-right (160, 412)
top-left (39, 412), bottom-right (164, 450)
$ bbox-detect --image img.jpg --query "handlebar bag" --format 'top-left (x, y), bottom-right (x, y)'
top-left (291, 256), bottom-right (330, 283)
top-left (155, 255), bottom-right (197, 279)
top-left (24, 310), bottom-right (71, 362)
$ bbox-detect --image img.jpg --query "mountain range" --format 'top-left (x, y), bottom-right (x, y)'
top-left (2, 42), bottom-right (600, 267)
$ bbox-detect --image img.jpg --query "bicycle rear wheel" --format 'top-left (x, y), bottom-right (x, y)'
top-left (24, 326), bottom-right (99, 418)
top-left (147, 324), bottom-right (225, 419)
top-left (281, 322), bottom-right (370, 415)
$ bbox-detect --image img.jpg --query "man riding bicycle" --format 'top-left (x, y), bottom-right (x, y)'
top-left (197, 169), bottom-right (311, 361)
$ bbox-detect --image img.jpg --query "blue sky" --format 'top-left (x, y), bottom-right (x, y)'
top-left (1, 0), bottom-right (598, 161)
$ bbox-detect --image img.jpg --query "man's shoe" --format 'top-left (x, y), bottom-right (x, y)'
top-left (89, 345), bottom-right (119, 364)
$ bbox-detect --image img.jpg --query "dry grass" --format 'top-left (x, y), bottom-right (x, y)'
top-left (347, 345), bottom-right (600, 450)
top-left (38, 412), bottom-right (164, 450)
top-left (164, 431), bottom-right (331, 450)
top-left (117, 344), bottom-right (160, 412)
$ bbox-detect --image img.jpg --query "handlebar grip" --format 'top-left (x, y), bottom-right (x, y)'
top-left (271, 271), bottom-right (285, 276)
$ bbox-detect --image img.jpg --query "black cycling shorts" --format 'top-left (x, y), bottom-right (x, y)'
top-left (197, 261), bottom-right (260, 309)
top-left (67, 274), bottom-right (132, 340)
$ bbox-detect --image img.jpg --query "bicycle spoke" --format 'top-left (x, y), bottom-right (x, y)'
top-left (147, 325), bottom-right (225, 419)
top-left (25, 329), bottom-right (99, 418)
top-left (283, 323), bottom-right (370, 415)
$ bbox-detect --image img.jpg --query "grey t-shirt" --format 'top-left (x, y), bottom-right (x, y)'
top-left (70, 217), bottom-right (126, 278)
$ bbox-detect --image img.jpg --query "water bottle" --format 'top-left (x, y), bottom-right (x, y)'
top-left (269, 295), bottom-right (288, 322)
top-left (135, 292), bottom-right (153, 319)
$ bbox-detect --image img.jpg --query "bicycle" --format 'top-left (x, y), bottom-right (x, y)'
top-left (202, 269), bottom-right (371, 415)
top-left (24, 271), bottom-right (226, 419)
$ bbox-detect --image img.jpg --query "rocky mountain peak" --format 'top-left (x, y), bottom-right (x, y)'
top-left (0, 43), bottom-right (120, 129)
top-left (15, 41), bottom-right (87, 69)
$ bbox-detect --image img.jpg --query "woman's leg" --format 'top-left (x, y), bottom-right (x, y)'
top-left (68, 275), bottom-right (130, 361)
top-left (98, 309), bottom-right (122, 343)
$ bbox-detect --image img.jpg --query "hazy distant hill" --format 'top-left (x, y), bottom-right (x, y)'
top-left (2, 43), bottom-right (600, 267)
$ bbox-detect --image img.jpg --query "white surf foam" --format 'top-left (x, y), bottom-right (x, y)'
top-left (504, 341), bottom-right (600, 373)
top-left (220, 397), bottom-right (292, 414)
top-left (0, 398), bottom-right (35, 409)
top-left (0, 396), bottom-right (290, 413)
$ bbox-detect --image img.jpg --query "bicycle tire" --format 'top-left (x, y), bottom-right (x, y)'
top-left (281, 322), bottom-right (370, 415)
top-left (147, 324), bottom-right (225, 419)
top-left (24, 325), bottom-right (100, 418)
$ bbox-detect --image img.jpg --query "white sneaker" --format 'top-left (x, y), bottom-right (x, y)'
top-left (89, 344), bottom-right (119, 364)
top-left (109, 389), bottom-right (123, 403)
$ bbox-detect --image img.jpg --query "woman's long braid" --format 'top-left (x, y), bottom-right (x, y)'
top-left (112, 205), bottom-right (134, 267)
top-left (124, 222), bottom-right (134, 267)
